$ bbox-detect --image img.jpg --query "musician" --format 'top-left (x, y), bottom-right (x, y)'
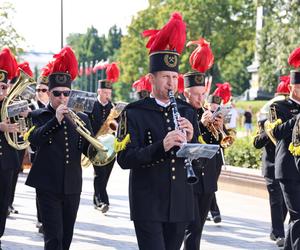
top-left (116, 12), bottom-right (199, 250)
top-left (88, 75), bottom-right (116, 213)
top-left (182, 74), bottom-right (219, 250)
top-left (253, 117), bottom-right (287, 248)
top-left (0, 47), bottom-right (19, 250)
top-left (25, 46), bottom-right (93, 250)
top-left (268, 66), bottom-right (300, 249)
top-left (132, 75), bottom-right (152, 100)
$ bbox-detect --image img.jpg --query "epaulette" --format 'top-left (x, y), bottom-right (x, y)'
top-left (289, 116), bottom-right (300, 156)
top-left (114, 110), bottom-right (131, 152)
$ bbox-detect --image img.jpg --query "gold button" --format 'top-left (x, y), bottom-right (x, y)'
top-left (148, 131), bottom-right (151, 135)
top-left (66, 160), bottom-right (69, 164)
top-left (66, 155), bottom-right (69, 158)
top-left (171, 159), bottom-right (175, 163)
top-left (64, 126), bottom-right (67, 129)
top-left (0, 152), bottom-right (2, 156)
top-left (149, 140), bottom-right (152, 143)
top-left (160, 159), bottom-right (164, 162)
top-left (172, 176), bottom-right (176, 180)
top-left (164, 112), bottom-right (168, 116)
top-left (65, 137), bottom-right (68, 140)
top-left (166, 119), bottom-right (170, 123)
top-left (65, 143), bottom-right (69, 146)
top-left (167, 127), bottom-right (172, 131)
top-left (63, 121), bottom-right (66, 124)
top-left (66, 148), bottom-right (69, 152)
top-left (0, 146), bottom-right (2, 149)
top-left (64, 132), bottom-right (67, 135)
top-left (202, 173), bottom-right (205, 176)
top-left (172, 167), bottom-right (175, 171)
top-left (171, 151), bottom-right (174, 155)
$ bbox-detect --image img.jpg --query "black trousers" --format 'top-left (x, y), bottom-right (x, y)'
top-left (0, 168), bottom-right (14, 238)
top-left (93, 159), bottom-right (115, 206)
top-left (209, 193), bottom-right (220, 217)
top-left (183, 193), bottom-right (214, 250)
top-left (265, 177), bottom-right (287, 238)
top-left (134, 220), bottom-right (188, 250)
top-left (280, 180), bottom-right (300, 250)
top-left (36, 190), bottom-right (80, 250)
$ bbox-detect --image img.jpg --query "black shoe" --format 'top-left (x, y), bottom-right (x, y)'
top-left (38, 225), bottom-right (44, 234)
top-left (206, 216), bottom-right (211, 221)
top-left (94, 202), bottom-right (104, 211)
top-left (101, 204), bottom-right (109, 214)
top-left (270, 233), bottom-right (277, 241)
top-left (276, 237), bottom-right (284, 247)
top-left (213, 215), bottom-right (221, 223)
top-left (8, 205), bottom-right (18, 214)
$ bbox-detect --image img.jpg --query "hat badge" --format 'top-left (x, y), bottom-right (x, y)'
top-left (0, 72), bottom-right (5, 82)
top-left (164, 54), bottom-right (177, 68)
top-left (195, 74), bottom-right (204, 85)
top-left (55, 74), bottom-right (68, 84)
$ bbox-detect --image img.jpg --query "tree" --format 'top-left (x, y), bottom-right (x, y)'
top-left (105, 25), bottom-right (122, 61)
top-left (0, 2), bottom-right (24, 54)
top-left (116, 0), bottom-right (255, 100)
top-left (258, 0), bottom-right (300, 91)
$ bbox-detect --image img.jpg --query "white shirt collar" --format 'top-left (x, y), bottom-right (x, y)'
top-left (155, 98), bottom-right (170, 108)
top-left (97, 96), bottom-right (108, 106)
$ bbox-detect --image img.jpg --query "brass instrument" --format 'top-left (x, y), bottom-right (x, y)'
top-left (1, 69), bottom-right (36, 150)
top-left (81, 102), bottom-right (127, 168)
top-left (219, 126), bottom-right (235, 148)
top-left (264, 106), bottom-right (278, 145)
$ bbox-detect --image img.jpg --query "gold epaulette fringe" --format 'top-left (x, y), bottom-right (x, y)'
top-left (266, 119), bottom-right (282, 130)
top-left (114, 134), bottom-right (131, 153)
top-left (23, 126), bottom-right (36, 141)
top-left (289, 142), bottom-right (300, 156)
top-left (198, 135), bottom-right (206, 144)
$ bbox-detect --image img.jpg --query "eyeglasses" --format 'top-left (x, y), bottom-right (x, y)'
top-left (52, 90), bottom-right (71, 97)
top-left (0, 85), bottom-right (8, 90)
top-left (36, 89), bottom-right (47, 93)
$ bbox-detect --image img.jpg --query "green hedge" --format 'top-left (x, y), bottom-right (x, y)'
top-left (225, 136), bottom-right (262, 169)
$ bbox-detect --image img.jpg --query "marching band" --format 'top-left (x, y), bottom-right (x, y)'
top-left (0, 10), bottom-right (300, 250)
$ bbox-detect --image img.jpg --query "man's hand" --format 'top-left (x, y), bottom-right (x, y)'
top-left (0, 119), bottom-right (19, 133)
top-left (19, 107), bottom-right (32, 118)
top-left (163, 130), bottom-right (187, 152)
top-left (178, 117), bottom-right (194, 142)
top-left (201, 110), bottom-right (212, 126)
top-left (213, 114), bottom-right (224, 130)
top-left (56, 104), bottom-right (69, 124)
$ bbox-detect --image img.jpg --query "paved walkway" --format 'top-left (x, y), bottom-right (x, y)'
top-left (2, 165), bottom-right (285, 250)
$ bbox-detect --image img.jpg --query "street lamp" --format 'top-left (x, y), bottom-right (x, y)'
top-left (61, 0), bottom-right (63, 49)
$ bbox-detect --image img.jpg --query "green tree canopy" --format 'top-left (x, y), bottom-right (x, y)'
top-left (258, 0), bottom-right (300, 92)
top-left (0, 2), bottom-right (24, 54)
top-left (116, 0), bottom-right (255, 100)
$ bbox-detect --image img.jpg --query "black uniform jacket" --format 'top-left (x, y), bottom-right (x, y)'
top-left (0, 101), bottom-right (20, 171)
top-left (25, 104), bottom-right (92, 194)
top-left (88, 100), bottom-right (113, 135)
top-left (192, 109), bottom-right (218, 194)
top-left (271, 98), bottom-right (300, 180)
top-left (253, 120), bottom-right (275, 179)
top-left (117, 97), bottom-right (200, 223)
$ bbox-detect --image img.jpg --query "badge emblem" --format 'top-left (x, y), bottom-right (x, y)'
top-left (55, 74), bottom-right (68, 84)
top-left (0, 72), bottom-right (5, 82)
top-left (195, 74), bottom-right (204, 85)
top-left (164, 54), bottom-right (177, 68)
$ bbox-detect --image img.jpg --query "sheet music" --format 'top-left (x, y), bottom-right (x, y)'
top-left (176, 143), bottom-right (219, 160)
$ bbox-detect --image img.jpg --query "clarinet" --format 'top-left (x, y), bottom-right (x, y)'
top-left (168, 90), bottom-right (198, 185)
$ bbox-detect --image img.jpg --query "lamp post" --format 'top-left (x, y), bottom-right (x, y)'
top-left (61, 0), bottom-right (64, 49)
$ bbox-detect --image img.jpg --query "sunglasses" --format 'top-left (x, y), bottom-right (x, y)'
top-left (36, 89), bottom-right (47, 93)
top-left (52, 90), bottom-right (71, 97)
top-left (0, 85), bottom-right (8, 90)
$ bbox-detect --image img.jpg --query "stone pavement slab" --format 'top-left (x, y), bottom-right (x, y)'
top-left (2, 165), bottom-right (283, 250)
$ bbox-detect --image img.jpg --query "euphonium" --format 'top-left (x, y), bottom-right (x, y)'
top-left (81, 102), bottom-right (127, 168)
top-left (1, 69), bottom-right (36, 150)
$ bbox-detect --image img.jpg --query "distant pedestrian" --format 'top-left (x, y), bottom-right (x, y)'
top-left (244, 106), bottom-right (253, 136)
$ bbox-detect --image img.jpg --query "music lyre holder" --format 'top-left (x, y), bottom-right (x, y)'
top-left (67, 90), bottom-right (97, 113)
top-left (176, 143), bottom-right (220, 184)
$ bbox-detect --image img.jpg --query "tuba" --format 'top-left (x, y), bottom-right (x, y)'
top-left (81, 101), bottom-right (127, 167)
top-left (1, 69), bottom-right (36, 150)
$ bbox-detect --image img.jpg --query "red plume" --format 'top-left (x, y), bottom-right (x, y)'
top-left (0, 47), bottom-right (18, 80)
top-left (51, 46), bottom-right (78, 80)
top-left (18, 62), bottom-right (33, 77)
top-left (132, 75), bottom-right (152, 92)
top-left (213, 82), bottom-right (232, 104)
top-left (276, 75), bottom-right (290, 95)
top-left (143, 12), bottom-right (186, 54)
top-left (41, 61), bottom-right (53, 77)
top-left (187, 38), bottom-right (214, 73)
top-left (288, 47), bottom-right (300, 68)
top-left (106, 62), bottom-right (120, 83)
top-left (177, 74), bottom-right (184, 93)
